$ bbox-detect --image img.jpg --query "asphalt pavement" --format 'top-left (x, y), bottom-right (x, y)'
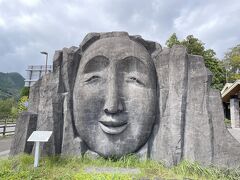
top-left (228, 128), bottom-right (240, 143)
top-left (0, 136), bottom-right (13, 157)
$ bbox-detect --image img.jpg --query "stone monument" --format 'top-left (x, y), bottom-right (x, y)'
top-left (10, 32), bottom-right (240, 168)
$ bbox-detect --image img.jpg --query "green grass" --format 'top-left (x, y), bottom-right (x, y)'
top-left (224, 118), bottom-right (231, 125)
top-left (0, 154), bottom-right (240, 180)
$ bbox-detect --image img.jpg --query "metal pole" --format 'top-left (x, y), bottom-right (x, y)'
top-left (3, 118), bottom-right (6, 136)
top-left (34, 141), bottom-right (40, 167)
top-left (40, 52), bottom-right (48, 75)
top-left (45, 53), bottom-right (48, 74)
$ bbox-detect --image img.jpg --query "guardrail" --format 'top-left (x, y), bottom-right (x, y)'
top-left (0, 116), bottom-right (16, 136)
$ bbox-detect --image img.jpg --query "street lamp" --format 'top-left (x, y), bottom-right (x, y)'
top-left (40, 51), bottom-right (48, 74)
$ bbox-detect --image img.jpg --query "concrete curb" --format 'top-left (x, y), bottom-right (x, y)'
top-left (0, 150), bottom-right (10, 157)
top-left (228, 128), bottom-right (240, 143)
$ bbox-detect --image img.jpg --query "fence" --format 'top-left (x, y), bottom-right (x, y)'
top-left (0, 116), bottom-right (16, 136)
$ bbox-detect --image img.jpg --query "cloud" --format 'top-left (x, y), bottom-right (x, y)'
top-left (173, 0), bottom-right (240, 57)
top-left (0, 0), bottom-right (239, 77)
top-left (19, 0), bottom-right (41, 7)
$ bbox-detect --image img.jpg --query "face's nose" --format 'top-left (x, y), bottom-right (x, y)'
top-left (104, 74), bottom-right (123, 115)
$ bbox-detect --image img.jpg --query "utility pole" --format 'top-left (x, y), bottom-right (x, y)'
top-left (40, 51), bottom-right (48, 74)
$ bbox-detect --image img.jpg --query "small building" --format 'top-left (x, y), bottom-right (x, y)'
top-left (221, 80), bottom-right (240, 128)
top-left (24, 65), bottom-right (52, 87)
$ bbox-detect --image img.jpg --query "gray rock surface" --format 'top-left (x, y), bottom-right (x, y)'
top-left (150, 46), bottom-right (188, 166)
top-left (209, 89), bottom-right (240, 168)
top-left (10, 112), bottom-right (37, 155)
top-left (183, 54), bottom-right (212, 166)
top-left (10, 32), bottom-right (240, 168)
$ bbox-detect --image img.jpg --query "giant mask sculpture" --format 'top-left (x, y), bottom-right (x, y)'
top-left (10, 32), bottom-right (240, 168)
top-left (73, 37), bottom-right (157, 157)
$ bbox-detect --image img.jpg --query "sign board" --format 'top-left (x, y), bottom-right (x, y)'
top-left (27, 131), bottom-right (52, 142)
top-left (27, 131), bottom-right (52, 168)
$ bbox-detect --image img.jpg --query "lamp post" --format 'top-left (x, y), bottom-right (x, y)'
top-left (40, 51), bottom-right (48, 74)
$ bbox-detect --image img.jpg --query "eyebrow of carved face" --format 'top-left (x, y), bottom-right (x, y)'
top-left (118, 56), bottom-right (148, 74)
top-left (83, 55), bottom-right (148, 75)
top-left (83, 55), bottom-right (110, 74)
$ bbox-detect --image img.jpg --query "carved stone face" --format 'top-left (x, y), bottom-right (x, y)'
top-left (73, 37), bottom-right (157, 157)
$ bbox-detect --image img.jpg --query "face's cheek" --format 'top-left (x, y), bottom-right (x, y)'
top-left (122, 83), bottom-right (156, 138)
top-left (73, 80), bottom-right (106, 137)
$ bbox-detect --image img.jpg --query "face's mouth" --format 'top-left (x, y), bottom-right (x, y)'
top-left (99, 117), bottom-right (128, 135)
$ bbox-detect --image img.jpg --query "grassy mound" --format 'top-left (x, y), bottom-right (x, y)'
top-left (0, 154), bottom-right (240, 179)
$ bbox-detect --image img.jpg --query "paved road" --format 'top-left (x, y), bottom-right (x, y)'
top-left (228, 128), bottom-right (240, 143)
top-left (0, 136), bottom-right (13, 157)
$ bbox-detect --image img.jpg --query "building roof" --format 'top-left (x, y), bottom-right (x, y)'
top-left (221, 80), bottom-right (240, 102)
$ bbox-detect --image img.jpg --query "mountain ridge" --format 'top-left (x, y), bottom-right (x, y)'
top-left (0, 72), bottom-right (25, 99)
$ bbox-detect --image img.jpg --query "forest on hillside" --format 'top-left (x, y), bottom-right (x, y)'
top-left (0, 72), bottom-right (24, 100)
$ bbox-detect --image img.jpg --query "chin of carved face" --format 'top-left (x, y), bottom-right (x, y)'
top-left (73, 37), bottom-right (157, 157)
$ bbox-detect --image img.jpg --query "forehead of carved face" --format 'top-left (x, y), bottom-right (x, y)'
top-left (73, 37), bottom-right (157, 157)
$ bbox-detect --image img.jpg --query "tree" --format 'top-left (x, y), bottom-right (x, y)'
top-left (165, 33), bottom-right (180, 48)
top-left (203, 49), bottom-right (225, 90)
top-left (20, 87), bottom-right (30, 97)
top-left (223, 44), bottom-right (240, 82)
top-left (0, 98), bottom-right (17, 117)
top-left (181, 35), bottom-right (205, 56)
top-left (165, 33), bottom-right (225, 90)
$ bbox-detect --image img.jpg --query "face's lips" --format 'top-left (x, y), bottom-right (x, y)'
top-left (99, 116), bottom-right (128, 135)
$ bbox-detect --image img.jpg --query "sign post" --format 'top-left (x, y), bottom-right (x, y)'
top-left (27, 131), bottom-right (52, 168)
top-left (34, 141), bottom-right (40, 168)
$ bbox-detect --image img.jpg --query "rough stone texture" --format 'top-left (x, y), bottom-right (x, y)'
top-left (61, 93), bottom-right (87, 156)
top-left (10, 112), bottom-right (37, 156)
top-left (150, 46), bottom-right (188, 166)
top-left (183, 54), bottom-right (213, 166)
top-left (230, 97), bottom-right (240, 128)
top-left (10, 32), bottom-right (240, 168)
top-left (208, 89), bottom-right (240, 168)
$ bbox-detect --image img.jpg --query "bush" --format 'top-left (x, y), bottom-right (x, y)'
top-left (0, 98), bottom-right (17, 117)
top-left (17, 96), bottom-right (29, 113)
top-left (20, 87), bottom-right (30, 97)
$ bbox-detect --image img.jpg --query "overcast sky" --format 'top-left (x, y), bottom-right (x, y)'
top-left (0, 0), bottom-right (240, 77)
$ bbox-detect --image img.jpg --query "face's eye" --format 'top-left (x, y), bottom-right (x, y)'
top-left (127, 77), bottom-right (145, 86)
top-left (84, 75), bottom-right (101, 83)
